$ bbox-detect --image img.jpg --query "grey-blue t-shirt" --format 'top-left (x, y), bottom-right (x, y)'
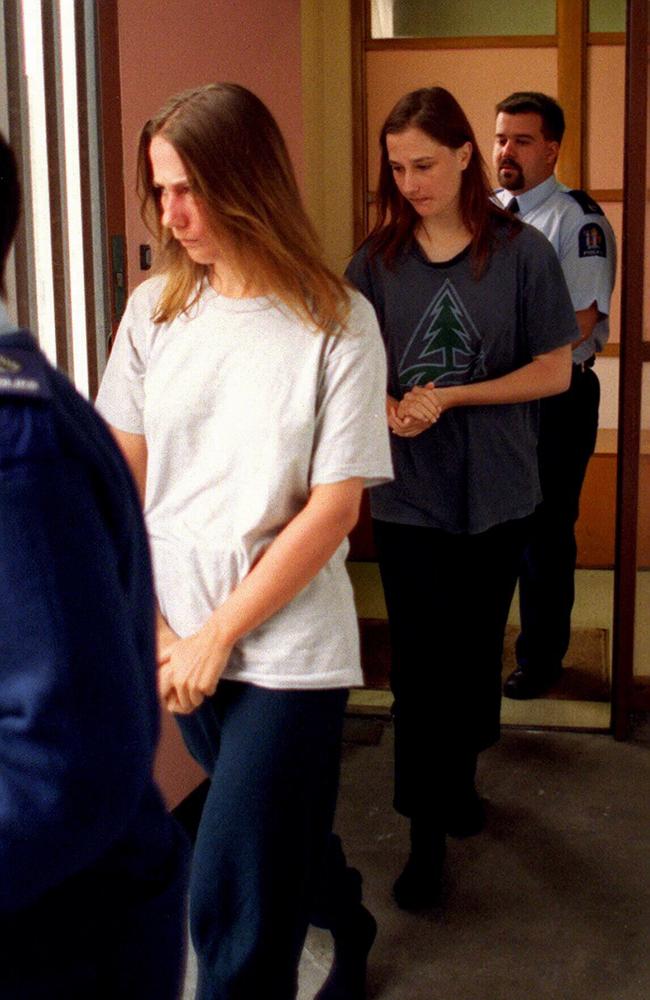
top-left (345, 221), bottom-right (577, 534)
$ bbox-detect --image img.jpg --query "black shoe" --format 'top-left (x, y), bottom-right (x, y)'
top-left (392, 852), bottom-right (444, 911)
top-left (503, 665), bottom-right (563, 700)
top-left (392, 823), bottom-right (446, 911)
top-left (314, 905), bottom-right (377, 1000)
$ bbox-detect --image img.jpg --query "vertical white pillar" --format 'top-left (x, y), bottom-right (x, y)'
top-left (59, 0), bottom-right (89, 395)
top-left (21, 0), bottom-right (57, 364)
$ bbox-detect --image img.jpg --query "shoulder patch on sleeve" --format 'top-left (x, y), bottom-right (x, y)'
top-left (567, 189), bottom-right (604, 215)
top-left (0, 348), bottom-right (51, 399)
top-left (578, 223), bottom-right (607, 259)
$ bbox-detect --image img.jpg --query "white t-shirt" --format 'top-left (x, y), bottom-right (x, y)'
top-left (96, 277), bottom-right (392, 689)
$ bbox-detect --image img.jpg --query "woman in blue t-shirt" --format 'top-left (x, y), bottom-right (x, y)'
top-left (346, 86), bottom-right (576, 910)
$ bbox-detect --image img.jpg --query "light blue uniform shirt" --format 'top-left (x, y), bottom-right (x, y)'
top-left (495, 175), bottom-right (616, 364)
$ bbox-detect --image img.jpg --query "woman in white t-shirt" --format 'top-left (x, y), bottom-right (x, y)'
top-left (97, 83), bottom-right (392, 1000)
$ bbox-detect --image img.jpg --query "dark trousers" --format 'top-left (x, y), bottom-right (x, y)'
top-left (516, 364), bottom-right (600, 674)
top-left (176, 681), bottom-right (360, 1000)
top-left (374, 517), bottom-right (530, 819)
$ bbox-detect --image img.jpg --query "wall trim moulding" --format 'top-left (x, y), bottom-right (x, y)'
top-left (365, 34), bottom-right (625, 53)
top-left (366, 35), bottom-right (557, 51)
top-left (590, 189), bottom-right (624, 202)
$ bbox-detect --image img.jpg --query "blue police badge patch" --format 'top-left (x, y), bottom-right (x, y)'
top-left (578, 223), bottom-right (607, 259)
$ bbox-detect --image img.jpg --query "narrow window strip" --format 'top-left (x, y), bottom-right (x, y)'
top-left (59, 0), bottom-right (89, 395)
top-left (78, 0), bottom-right (109, 394)
top-left (21, 0), bottom-right (57, 364)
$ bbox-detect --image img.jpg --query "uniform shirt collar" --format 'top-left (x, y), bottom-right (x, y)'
top-left (513, 174), bottom-right (560, 216)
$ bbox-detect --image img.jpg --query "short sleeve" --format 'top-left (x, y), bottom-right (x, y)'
top-left (310, 291), bottom-right (393, 489)
top-left (95, 280), bottom-right (158, 432)
top-left (345, 245), bottom-right (385, 328)
top-left (558, 211), bottom-right (617, 317)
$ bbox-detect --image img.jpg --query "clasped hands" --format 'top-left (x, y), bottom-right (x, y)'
top-left (156, 615), bottom-right (232, 715)
top-left (387, 384), bottom-right (445, 438)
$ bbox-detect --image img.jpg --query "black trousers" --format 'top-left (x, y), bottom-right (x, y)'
top-left (516, 364), bottom-right (600, 674)
top-left (374, 516), bottom-right (530, 820)
top-left (176, 681), bottom-right (360, 1000)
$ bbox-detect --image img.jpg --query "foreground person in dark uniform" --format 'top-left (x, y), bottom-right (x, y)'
top-left (0, 132), bottom-right (188, 999)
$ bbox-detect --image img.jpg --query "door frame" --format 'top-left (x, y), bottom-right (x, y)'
top-left (611, 0), bottom-right (649, 738)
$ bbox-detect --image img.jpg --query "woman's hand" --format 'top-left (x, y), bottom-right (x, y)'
top-left (156, 478), bottom-right (364, 715)
top-left (157, 621), bottom-right (233, 715)
top-left (156, 608), bottom-right (181, 666)
top-left (392, 384), bottom-right (444, 437)
top-left (386, 394), bottom-right (413, 435)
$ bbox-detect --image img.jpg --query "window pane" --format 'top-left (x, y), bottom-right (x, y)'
top-left (589, 0), bottom-right (626, 33)
top-left (371, 0), bottom-right (556, 39)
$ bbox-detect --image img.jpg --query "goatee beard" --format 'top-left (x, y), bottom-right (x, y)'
top-left (498, 164), bottom-right (524, 191)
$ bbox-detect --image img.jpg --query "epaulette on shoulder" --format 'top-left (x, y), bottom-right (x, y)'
top-left (567, 190), bottom-right (604, 216)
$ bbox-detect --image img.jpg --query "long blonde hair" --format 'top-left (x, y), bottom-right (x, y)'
top-left (137, 83), bottom-right (350, 333)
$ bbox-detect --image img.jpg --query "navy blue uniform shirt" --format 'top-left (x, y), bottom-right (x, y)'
top-left (0, 326), bottom-right (188, 998)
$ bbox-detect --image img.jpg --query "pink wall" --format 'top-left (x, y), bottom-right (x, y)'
top-left (117, 0), bottom-right (304, 292)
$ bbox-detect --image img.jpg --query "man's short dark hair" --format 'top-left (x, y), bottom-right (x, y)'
top-left (495, 92), bottom-right (565, 144)
top-left (0, 131), bottom-right (21, 298)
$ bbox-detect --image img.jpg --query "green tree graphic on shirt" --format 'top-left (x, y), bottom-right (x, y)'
top-left (399, 280), bottom-right (486, 389)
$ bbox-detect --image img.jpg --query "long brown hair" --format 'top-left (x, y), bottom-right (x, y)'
top-left (137, 83), bottom-right (349, 332)
top-left (367, 86), bottom-right (516, 276)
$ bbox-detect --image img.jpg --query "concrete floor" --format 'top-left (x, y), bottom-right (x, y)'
top-left (183, 716), bottom-right (650, 999)
top-left (297, 717), bottom-right (650, 1000)
top-left (183, 571), bottom-right (650, 998)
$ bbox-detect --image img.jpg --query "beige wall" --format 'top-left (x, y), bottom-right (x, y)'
top-left (301, 0), bottom-right (355, 275)
top-left (587, 47), bottom-right (625, 191)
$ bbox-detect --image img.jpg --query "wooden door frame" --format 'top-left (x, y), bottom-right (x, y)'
top-left (351, 0), bottom-right (369, 245)
top-left (95, 0), bottom-right (127, 349)
top-left (611, 0), bottom-right (648, 738)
